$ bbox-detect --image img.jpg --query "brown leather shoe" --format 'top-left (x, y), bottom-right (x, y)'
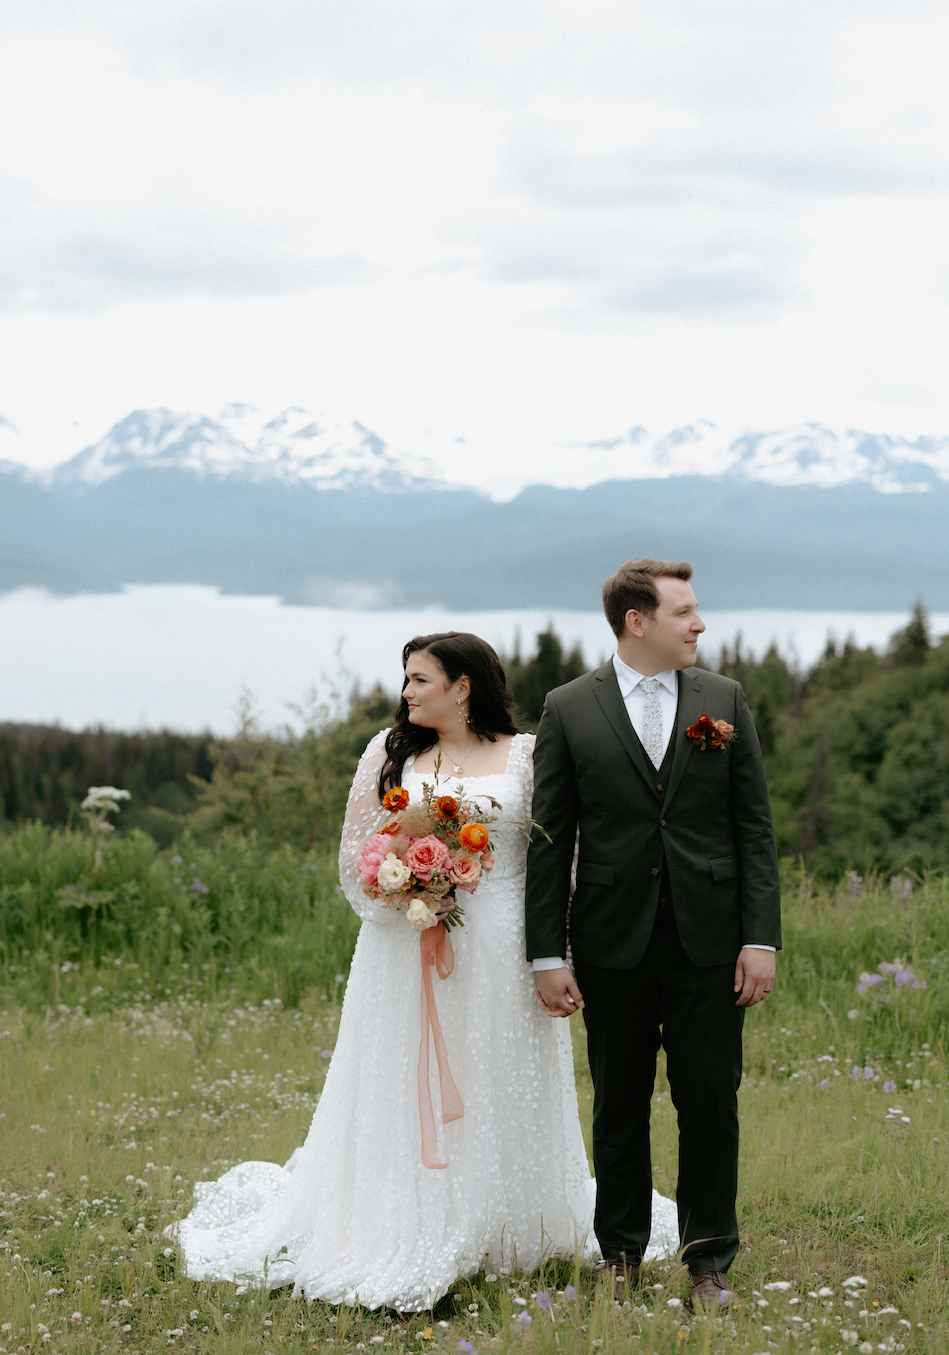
top-left (690, 1271), bottom-right (734, 1309)
top-left (600, 1258), bottom-right (641, 1291)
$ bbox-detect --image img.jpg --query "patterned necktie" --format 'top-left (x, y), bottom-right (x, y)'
top-left (640, 677), bottom-right (663, 769)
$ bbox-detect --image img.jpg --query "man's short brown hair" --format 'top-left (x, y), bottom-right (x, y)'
top-left (602, 558), bottom-right (694, 637)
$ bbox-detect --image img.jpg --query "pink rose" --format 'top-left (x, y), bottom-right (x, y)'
top-left (481, 848), bottom-right (495, 873)
top-left (450, 850), bottom-right (483, 894)
top-left (712, 719), bottom-right (735, 737)
top-left (403, 834), bottom-right (451, 883)
top-left (357, 833), bottom-right (390, 888)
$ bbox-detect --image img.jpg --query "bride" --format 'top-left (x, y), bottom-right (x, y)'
top-left (174, 631), bottom-right (676, 1310)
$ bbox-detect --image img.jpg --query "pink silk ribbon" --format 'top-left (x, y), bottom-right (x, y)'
top-left (418, 921), bottom-right (465, 1169)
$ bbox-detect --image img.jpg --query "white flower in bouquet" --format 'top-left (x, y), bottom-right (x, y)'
top-left (377, 853), bottom-right (412, 893)
top-left (406, 898), bottom-right (439, 931)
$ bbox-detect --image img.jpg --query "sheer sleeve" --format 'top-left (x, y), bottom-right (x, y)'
top-left (507, 731), bottom-right (536, 800)
top-left (338, 729), bottom-right (401, 925)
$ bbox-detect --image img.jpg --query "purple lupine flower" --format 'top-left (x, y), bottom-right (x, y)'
top-left (883, 1080), bottom-right (897, 1093)
top-left (864, 1066), bottom-right (874, 1079)
top-left (534, 1292), bottom-right (553, 1311)
top-left (563, 1286), bottom-right (577, 1300)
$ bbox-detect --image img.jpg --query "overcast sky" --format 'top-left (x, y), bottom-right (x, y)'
top-left (2, 0), bottom-right (949, 477)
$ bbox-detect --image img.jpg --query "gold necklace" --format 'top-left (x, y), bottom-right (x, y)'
top-left (437, 737), bottom-right (480, 776)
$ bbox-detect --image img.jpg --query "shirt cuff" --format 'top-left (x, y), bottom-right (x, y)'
top-left (742, 944), bottom-right (776, 952)
top-left (532, 956), bottom-right (568, 971)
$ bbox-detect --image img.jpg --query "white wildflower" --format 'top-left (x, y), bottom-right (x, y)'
top-left (82, 785), bottom-right (131, 807)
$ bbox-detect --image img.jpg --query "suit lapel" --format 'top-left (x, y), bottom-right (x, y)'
top-left (662, 669), bottom-right (707, 810)
top-left (591, 661), bottom-right (660, 798)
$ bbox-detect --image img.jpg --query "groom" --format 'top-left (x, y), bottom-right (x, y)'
top-left (525, 558), bottom-right (781, 1307)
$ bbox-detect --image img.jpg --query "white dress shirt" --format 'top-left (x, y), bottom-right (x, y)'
top-left (532, 653), bottom-right (773, 971)
top-left (612, 652), bottom-right (679, 762)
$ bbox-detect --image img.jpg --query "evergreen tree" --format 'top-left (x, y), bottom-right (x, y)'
top-left (888, 601), bottom-right (930, 667)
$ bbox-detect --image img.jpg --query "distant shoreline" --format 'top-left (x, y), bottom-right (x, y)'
top-left (2, 585), bottom-right (946, 736)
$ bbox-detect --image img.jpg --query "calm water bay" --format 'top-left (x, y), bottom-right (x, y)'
top-left (1, 585), bottom-right (945, 735)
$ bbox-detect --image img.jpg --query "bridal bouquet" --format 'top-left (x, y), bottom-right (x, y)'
top-left (356, 778), bottom-right (499, 931)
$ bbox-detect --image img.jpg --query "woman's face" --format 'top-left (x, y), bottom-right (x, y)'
top-left (403, 650), bottom-right (468, 731)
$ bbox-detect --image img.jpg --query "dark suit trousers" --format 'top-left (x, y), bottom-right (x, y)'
top-left (574, 886), bottom-right (744, 1274)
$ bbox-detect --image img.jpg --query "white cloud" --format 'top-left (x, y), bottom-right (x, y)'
top-left (0, 1), bottom-right (949, 472)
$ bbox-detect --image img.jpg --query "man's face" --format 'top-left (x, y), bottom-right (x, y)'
top-left (632, 577), bottom-right (705, 670)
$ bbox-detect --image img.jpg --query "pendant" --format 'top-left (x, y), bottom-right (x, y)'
top-left (452, 764), bottom-right (464, 775)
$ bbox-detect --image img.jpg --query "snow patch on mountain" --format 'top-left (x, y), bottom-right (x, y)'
top-left (50, 405), bottom-right (451, 492)
top-left (562, 422), bottom-right (949, 494)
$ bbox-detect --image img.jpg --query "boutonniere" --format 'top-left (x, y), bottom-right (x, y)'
top-left (686, 714), bottom-right (738, 752)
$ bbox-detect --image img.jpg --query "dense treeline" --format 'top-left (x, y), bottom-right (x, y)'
top-left (0, 723), bottom-right (215, 845)
top-left (2, 613), bottom-right (948, 873)
top-left (725, 604), bottom-right (949, 874)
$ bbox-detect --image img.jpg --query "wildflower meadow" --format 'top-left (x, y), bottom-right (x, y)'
top-left (0, 814), bottom-right (947, 1355)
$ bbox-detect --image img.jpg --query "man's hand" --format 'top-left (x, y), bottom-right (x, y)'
top-left (534, 966), bottom-right (584, 1017)
top-left (734, 948), bottom-right (776, 1007)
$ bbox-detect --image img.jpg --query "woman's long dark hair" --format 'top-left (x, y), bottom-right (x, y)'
top-left (379, 632), bottom-right (520, 795)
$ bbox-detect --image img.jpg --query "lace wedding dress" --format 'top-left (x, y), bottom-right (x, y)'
top-left (174, 731), bottom-right (678, 1310)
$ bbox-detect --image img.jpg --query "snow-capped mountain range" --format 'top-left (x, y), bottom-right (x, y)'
top-left (45, 405), bottom-right (449, 493)
top-left (3, 404), bottom-right (949, 612)
top-left (2, 405), bottom-right (949, 497)
top-left (564, 421), bottom-right (949, 495)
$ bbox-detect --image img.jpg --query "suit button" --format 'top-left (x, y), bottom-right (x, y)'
top-left (656, 783), bottom-right (663, 792)
top-left (651, 867), bottom-right (659, 876)
top-left (660, 819), bottom-right (666, 827)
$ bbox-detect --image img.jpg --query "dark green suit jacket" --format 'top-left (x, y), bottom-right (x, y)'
top-left (525, 660), bottom-right (782, 969)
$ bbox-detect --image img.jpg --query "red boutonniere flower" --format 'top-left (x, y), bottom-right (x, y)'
top-left (686, 713), bottom-right (738, 752)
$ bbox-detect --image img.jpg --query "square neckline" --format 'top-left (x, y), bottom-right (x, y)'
top-left (404, 731), bottom-right (527, 781)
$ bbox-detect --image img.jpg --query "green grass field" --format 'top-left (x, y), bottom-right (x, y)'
top-left (1, 831), bottom-right (947, 1353)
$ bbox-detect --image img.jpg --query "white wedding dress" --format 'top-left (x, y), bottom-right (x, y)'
top-left (174, 731), bottom-right (678, 1310)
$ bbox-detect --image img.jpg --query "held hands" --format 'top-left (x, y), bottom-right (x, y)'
top-left (534, 966), bottom-right (584, 1018)
top-left (734, 947), bottom-right (776, 1007)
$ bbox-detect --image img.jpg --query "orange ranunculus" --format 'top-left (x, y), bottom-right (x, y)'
top-left (380, 816), bottom-right (402, 835)
top-left (459, 821), bottom-right (490, 852)
top-left (433, 795), bottom-right (460, 822)
top-left (383, 786), bottom-right (410, 812)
